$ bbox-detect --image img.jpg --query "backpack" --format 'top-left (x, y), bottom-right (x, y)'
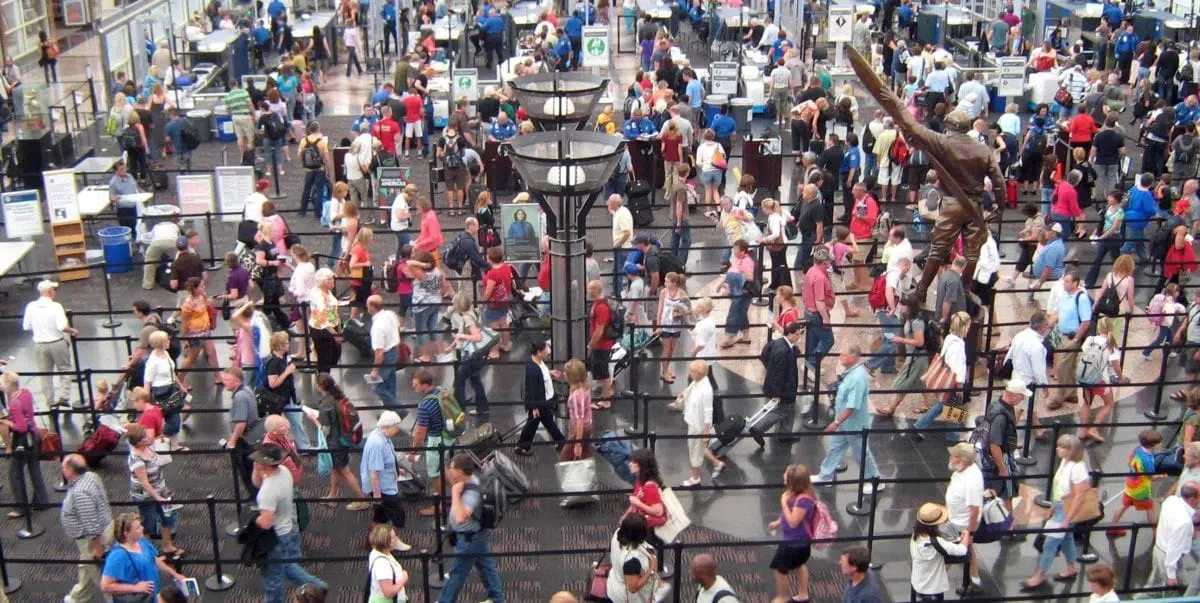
top-left (105, 115), bottom-right (119, 137)
top-left (872, 211), bottom-right (892, 241)
top-left (464, 477), bottom-right (505, 529)
top-left (685, 182), bottom-right (700, 207)
top-left (1094, 276), bottom-right (1126, 317)
top-left (381, 255), bottom-right (398, 294)
top-left (180, 122), bottom-right (201, 151)
top-left (1028, 130), bottom-right (1048, 155)
top-left (889, 134), bottom-right (911, 165)
top-left (262, 112), bottom-right (287, 140)
top-left (442, 138), bottom-right (465, 169)
top-left (437, 389), bottom-right (467, 439)
top-left (442, 233), bottom-right (471, 273)
top-left (120, 126), bottom-right (141, 152)
top-left (657, 249), bottom-right (688, 278)
top-left (336, 397), bottom-right (363, 447)
top-left (922, 319), bottom-right (942, 353)
top-left (301, 136), bottom-right (324, 169)
top-left (159, 320), bottom-right (183, 360)
top-left (1177, 139), bottom-right (1196, 164)
top-left (1076, 336), bottom-right (1110, 385)
top-left (798, 494), bottom-right (839, 550)
top-left (602, 298), bottom-right (625, 340)
top-left (970, 405), bottom-right (1004, 472)
top-left (867, 274), bottom-right (889, 310)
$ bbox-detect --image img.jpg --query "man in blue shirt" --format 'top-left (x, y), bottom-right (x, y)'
top-left (406, 369), bottom-right (451, 517)
top-left (488, 112), bottom-right (517, 141)
top-left (268, 0), bottom-right (287, 33)
top-left (684, 71), bottom-right (704, 112)
top-left (361, 411), bottom-right (413, 542)
top-left (1050, 272), bottom-right (1092, 409)
top-left (555, 32), bottom-right (573, 71)
top-left (372, 82), bottom-right (395, 106)
top-left (351, 104), bottom-right (379, 136)
top-left (437, 453), bottom-right (506, 603)
top-left (252, 20), bottom-right (271, 67)
top-left (814, 345), bottom-right (882, 488)
top-left (479, 14), bottom-right (505, 68)
top-left (381, 0), bottom-right (398, 55)
top-left (575, 1), bottom-right (596, 25)
top-left (1177, 96), bottom-right (1200, 127)
top-left (1030, 222), bottom-right (1066, 302)
top-left (1121, 172), bottom-right (1158, 262)
top-left (840, 132), bottom-right (861, 211)
top-left (623, 109), bottom-right (656, 138)
top-left (564, 14), bottom-right (584, 68)
top-left (1102, 0), bottom-right (1123, 28)
top-left (769, 31), bottom-right (792, 64)
top-left (163, 108), bottom-right (190, 168)
top-left (1115, 23), bottom-right (1139, 82)
top-left (710, 105), bottom-right (737, 150)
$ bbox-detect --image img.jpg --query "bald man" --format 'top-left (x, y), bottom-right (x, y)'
top-left (262, 414), bottom-right (303, 481)
top-left (367, 294), bottom-right (404, 414)
top-left (690, 553), bottom-right (739, 601)
top-left (795, 183), bottom-right (824, 272)
top-left (549, 593), bottom-right (579, 603)
top-left (60, 453), bottom-right (113, 603)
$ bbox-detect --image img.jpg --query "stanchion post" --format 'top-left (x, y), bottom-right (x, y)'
top-left (623, 352), bottom-right (642, 436)
top-left (1014, 388), bottom-right (1039, 467)
top-left (429, 442), bottom-right (448, 588)
top-left (85, 368), bottom-right (98, 429)
top-left (1120, 524), bottom-right (1138, 593)
top-left (846, 429), bottom-right (873, 516)
top-left (669, 541), bottom-right (684, 592)
top-left (205, 211), bottom-right (220, 269)
top-left (866, 476), bottom-right (883, 569)
top-left (15, 446), bottom-right (43, 539)
top-left (647, 431), bottom-right (658, 453)
top-left (1034, 422), bottom-right (1062, 509)
top-left (420, 550), bottom-right (434, 601)
top-left (1145, 340), bottom-right (1172, 420)
top-left (225, 448), bottom-right (246, 536)
top-left (268, 146), bottom-right (286, 200)
top-left (204, 495), bottom-right (236, 591)
top-left (299, 302), bottom-right (316, 373)
top-left (803, 353), bottom-right (824, 430)
top-left (1118, 310), bottom-right (1132, 372)
top-left (102, 266), bottom-right (121, 328)
top-left (752, 244), bottom-right (769, 306)
top-left (640, 395), bottom-right (651, 448)
top-left (67, 311), bottom-right (86, 403)
top-left (0, 530), bottom-right (21, 593)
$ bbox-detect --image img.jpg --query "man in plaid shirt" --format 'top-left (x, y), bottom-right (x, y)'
top-left (59, 453), bottom-right (112, 603)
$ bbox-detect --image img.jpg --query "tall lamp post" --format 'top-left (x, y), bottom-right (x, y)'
top-left (502, 72), bottom-right (625, 364)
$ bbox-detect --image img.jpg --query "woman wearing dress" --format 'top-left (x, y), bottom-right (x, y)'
top-left (655, 272), bottom-right (690, 383)
top-left (310, 26), bottom-right (332, 87)
top-left (910, 502), bottom-right (969, 601)
top-left (759, 198), bottom-right (791, 291)
top-left (1021, 434), bottom-right (1090, 589)
top-left (366, 523), bottom-right (409, 602)
top-left (307, 268), bottom-right (343, 375)
top-left (768, 464), bottom-right (817, 603)
top-left (125, 423), bottom-right (183, 557)
top-left (0, 372), bottom-right (48, 517)
top-left (148, 83), bottom-right (169, 159)
top-left (101, 513), bottom-right (188, 599)
top-left (178, 277), bottom-right (220, 388)
top-left (879, 297), bottom-right (934, 416)
top-left (143, 331), bottom-right (188, 451)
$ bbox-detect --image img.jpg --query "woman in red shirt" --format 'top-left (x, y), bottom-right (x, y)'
top-left (481, 247), bottom-right (516, 357)
top-left (346, 227), bottom-right (374, 321)
top-left (847, 188), bottom-right (878, 291)
top-left (0, 372), bottom-right (49, 516)
top-left (1050, 171), bottom-right (1084, 241)
top-left (660, 121), bottom-right (684, 199)
top-left (1065, 110), bottom-right (1099, 156)
top-left (622, 448), bottom-right (668, 556)
top-left (412, 198), bottom-right (444, 265)
top-left (1164, 223), bottom-right (1198, 282)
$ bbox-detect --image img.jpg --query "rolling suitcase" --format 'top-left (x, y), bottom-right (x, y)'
top-left (707, 414), bottom-right (746, 458)
top-left (482, 451), bottom-right (531, 499)
top-left (629, 192), bottom-right (654, 227)
top-left (341, 319), bottom-right (373, 356)
top-left (1005, 179), bottom-right (1019, 209)
top-left (78, 424), bottom-right (121, 469)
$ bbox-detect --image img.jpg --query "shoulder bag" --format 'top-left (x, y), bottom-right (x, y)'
top-left (111, 548), bottom-right (155, 603)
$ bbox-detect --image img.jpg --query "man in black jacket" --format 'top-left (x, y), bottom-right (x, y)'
top-left (749, 322), bottom-right (804, 447)
top-left (515, 340), bottom-right (567, 456)
top-left (1159, 43), bottom-right (1181, 104)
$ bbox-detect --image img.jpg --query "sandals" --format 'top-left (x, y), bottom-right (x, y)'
top-left (5, 512), bottom-right (23, 519)
top-left (1019, 580), bottom-right (1047, 591)
top-left (1171, 390), bottom-right (1188, 402)
top-left (661, 374), bottom-right (676, 384)
top-left (1052, 572), bottom-right (1078, 583)
top-left (876, 406), bottom-right (896, 417)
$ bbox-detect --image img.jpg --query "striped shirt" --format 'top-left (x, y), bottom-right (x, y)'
top-left (60, 472), bottom-right (112, 540)
top-left (567, 389), bottom-right (593, 426)
top-left (415, 389), bottom-right (445, 436)
top-left (225, 88), bottom-right (252, 115)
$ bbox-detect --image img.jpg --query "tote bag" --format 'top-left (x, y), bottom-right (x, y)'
top-left (654, 488), bottom-right (691, 543)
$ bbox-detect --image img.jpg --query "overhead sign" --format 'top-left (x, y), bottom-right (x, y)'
top-left (828, 7), bottom-right (853, 43)
top-left (582, 26), bottom-right (609, 67)
top-left (176, 174), bottom-right (215, 216)
top-left (711, 61), bottom-right (739, 96)
top-left (453, 68), bottom-right (479, 102)
top-left (43, 169), bottom-right (79, 224)
top-left (997, 56), bottom-right (1026, 97)
top-left (214, 166), bottom-right (255, 223)
top-left (2, 190), bottom-right (44, 238)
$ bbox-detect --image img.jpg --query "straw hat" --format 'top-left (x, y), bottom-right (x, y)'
top-left (917, 503), bottom-right (949, 526)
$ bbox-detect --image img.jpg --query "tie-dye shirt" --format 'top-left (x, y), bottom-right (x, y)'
top-left (1125, 447), bottom-right (1157, 500)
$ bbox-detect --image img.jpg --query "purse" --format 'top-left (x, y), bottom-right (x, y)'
top-left (38, 429), bottom-right (61, 462)
top-left (586, 552), bottom-right (612, 601)
top-left (711, 146), bottom-right (727, 170)
top-left (920, 353), bottom-right (956, 392)
top-left (112, 548), bottom-right (155, 603)
top-left (1065, 486), bottom-right (1103, 523)
top-left (654, 487), bottom-right (692, 543)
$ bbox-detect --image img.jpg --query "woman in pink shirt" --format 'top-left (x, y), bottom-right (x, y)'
top-left (560, 359), bottom-right (593, 462)
top-left (0, 372), bottom-right (49, 516)
top-left (718, 239), bottom-right (756, 348)
top-left (1050, 171), bottom-right (1084, 242)
top-left (412, 198), bottom-right (444, 265)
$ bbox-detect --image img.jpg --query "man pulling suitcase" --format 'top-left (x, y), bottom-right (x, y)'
top-left (749, 322), bottom-right (805, 447)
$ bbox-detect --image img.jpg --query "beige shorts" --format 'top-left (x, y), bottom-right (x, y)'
top-left (687, 430), bottom-right (707, 468)
top-left (232, 115), bottom-right (255, 141)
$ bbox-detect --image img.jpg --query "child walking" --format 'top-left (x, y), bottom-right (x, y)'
top-left (1107, 429), bottom-right (1164, 537)
top-left (1143, 283), bottom-right (1183, 360)
top-left (830, 227), bottom-right (862, 317)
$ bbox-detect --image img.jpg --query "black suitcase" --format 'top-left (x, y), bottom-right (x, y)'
top-left (627, 179), bottom-right (652, 200)
top-left (342, 319), bottom-right (372, 356)
top-left (629, 191), bottom-right (654, 228)
top-left (708, 414), bottom-right (746, 458)
top-left (242, 148), bottom-right (257, 167)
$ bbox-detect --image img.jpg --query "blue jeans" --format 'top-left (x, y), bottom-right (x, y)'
top-left (327, 232), bottom-right (343, 268)
top-left (1038, 502), bottom-right (1078, 572)
top-left (804, 311), bottom-right (834, 371)
top-left (374, 347), bottom-right (400, 410)
top-left (284, 403), bottom-right (312, 450)
top-left (1049, 212), bottom-right (1074, 242)
top-left (1040, 188), bottom-right (1053, 220)
top-left (137, 500), bottom-right (177, 537)
top-left (669, 222), bottom-right (692, 264)
top-left (1120, 226), bottom-right (1147, 262)
top-left (912, 399), bottom-right (962, 442)
top-left (865, 311), bottom-right (900, 373)
top-left (262, 530), bottom-right (326, 603)
top-left (612, 248), bottom-right (629, 297)
top-left (266, 136), bottom-right (284, 167)
top-left (438, 529), bottom-right (505, 603)
top-left (1143, 325), bottom-right (1173, 357)
top-left (455, 357), bottom-right (489, 413)
top-left (395, 230), bottom-right (411, 256)
top-left (412, 306), bottom-right (439, 345)
top-left (300, 170), bottom-right (328, 217)
top-left (818, 431), bottom-right (880, 480)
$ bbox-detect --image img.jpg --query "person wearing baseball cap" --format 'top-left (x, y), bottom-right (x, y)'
top-left (980, 377), bottom-right (1033, 513)
top-left (1029, 221), bottom-right (1066, 304)
top-left (250, 443), bottom-right (327, 600)
top-left (23, 279), bottom-right (79, 408)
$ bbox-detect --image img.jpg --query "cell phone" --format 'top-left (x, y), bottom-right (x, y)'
top-left (178, 577), bottom-right (201, 597)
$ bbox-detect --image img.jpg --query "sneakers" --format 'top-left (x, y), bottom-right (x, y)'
top-left (811, 474), bottom-right (833, 485)
top-left (680, 477), bottom-right (701, 487)
top-left (711, 462), bottom-right (726, 480)
top-left (346, 501), bottom-right (370, 511)
top-left (861, 482), bottom-right (887, 495)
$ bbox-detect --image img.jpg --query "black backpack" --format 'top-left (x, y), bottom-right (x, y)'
top-left (922, 318), bottom-right (942, 353)
top-left (602, 298), bottom-right (625, 340)
top-left (1028, 131), bottom-right (1048, 155)
top-left (442, 233), bottom-right (472, 273)
top-left (301, 136), bottom-right (324, 169)
top-left (464, 478), bottom-right (504, 529)
top-left (180, 122), bottom-right (201, 151)
top-left (1094, 276), bottom-right (1126, 317)
top-left (442, 137), bottom-right (465, 169)
top-left (262, 112), bottom-right (287, 140)
top-left (120, 126), bottom-right (141, 152)
top-left (1177, 139), bottom-right (1197, 164)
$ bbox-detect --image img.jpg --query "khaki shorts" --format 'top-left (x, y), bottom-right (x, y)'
top-left (687, 429), bottom-right (707, 468)
top-left (445, 166), bottom-right (468, 191)
top-left (232, 115), bottom-right (255, 141)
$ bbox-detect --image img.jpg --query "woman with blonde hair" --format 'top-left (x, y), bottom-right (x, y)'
top-left (346, 227), bottom-right (374, 321)
top-left (143, 330), bottom-right (187, 451)
top-left (448, 291), bottom-right (490, 414)
top-left (759, 198), bottom-right (790, 290)
top-left (265, 331), bottom-right (311, 449)
top-left (474, 189), bottom-right (497, 249)
top-left (254, 219), bottom-right (290, 327)
top-left (366, 523), bottom-right (409, 602)
top-left (767, 464), bottom-right (817, 603)
top-left (913, 311), bottom-right (971, 439)
top-left (561, 359), bottom-right (593, 462)
top-left (1095, 253), bottom-right (1137, 349)
top-left (101, 512), bottom-right (188, 599)
top-left (124, 423), bottom-right (184, 556)
top-left (1022, 434), bottom-right (1089, 589)
top-left (307, 268), bottom-right (342, 374)
top-left (288, 245), bottom-right (316, 358)
top-left (1078, 316), bottom-right (1122, 443)
top-left (325, 183), bottom-right (350, 268)
top-left (773, 285), bottom-right (801, 332)
top-left (149, 82), bottom-right (169, 159)
top-left (0, 372), bottom-right (48, 517)
top-left (178, 276), bottom-right (221, 386)
top-left (655, 272), bottom-right (690, 383)
top-left (345, 138), bottom-right (371, 210)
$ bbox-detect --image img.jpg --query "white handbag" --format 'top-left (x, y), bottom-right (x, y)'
top-left (153, 437), bottom-right (173, 466)
top-left (555, 458), bottom-right (600, 507)
top-left (654, 487), bottom-right (691, 543)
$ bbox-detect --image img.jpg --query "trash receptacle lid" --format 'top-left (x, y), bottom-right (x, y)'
top-left (704, 94), bottom-right (729, 105)
top-left (186, 110), bottom-right (212, 118)
top-left (730, 97), bottom-right (754, 106)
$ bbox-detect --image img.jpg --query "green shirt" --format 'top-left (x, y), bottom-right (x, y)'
top-left (817, 72), bottom-right (832, 90)
top-left (225, 88), bottom-right (251, 116)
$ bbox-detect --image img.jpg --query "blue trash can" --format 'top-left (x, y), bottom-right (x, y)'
top-left (703, 94), bottom-right (729, 127)
top-left (98, 226), bottom-right (133, 273)
top-left (988, 85), bottom-right (1007, 114)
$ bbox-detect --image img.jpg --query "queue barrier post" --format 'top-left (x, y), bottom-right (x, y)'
top-left (1034, 422), bottom-right (1063, 509)
top-left (1014, 387), bottom-right (1039, 467)
top-left (846, 429), bottom-right (874, 516)
top-left (647, 431), bottom-right (658, 453)
top-left (1120, 524), bottom-right (1139, 593)
top-left (225, 448), bottom-right (246, 537)
top-left (268, 146), bottom-right (286, 201)
top-left (752, 243), bottom-right (769, 307)
top-left (623, 351), bottom-right (643, 436)
top-left (300, 302), bottom-right (316, 374)
top-left (429, 441), bottom-right (448, 589)
top-left (1145, 338), bottom-right (1173, 421)
top-left (67, 312), bottom-right (87, 404)
top-left (205, 212), bottom-right (220, 269)
top-left (204, 495), bottom-right (236, 591)
top-left (101, 266), bottom-right (121, 328)
top-left (669, 540), bottom-right (684, 598)
top-left (866, 475), bottom-right (882, 570)
top-left (84, 368), bottom-right (98, 431)
top-left (420, 549), bottom-right (434, 602)
top-left (803, 350), bottom-right (825, 430)
top-left (0, 531), bottom-right (21, 594)
top-left (641, 395), bottom-right (652, 449)
top-left (14, 446), bottom-right (43, 540)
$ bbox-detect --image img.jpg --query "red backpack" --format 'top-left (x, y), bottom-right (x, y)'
top-left (336, 398), bottom-right (363, 447)
top-left (867, 274), bottom-right (889, 311)
top-left (888, 134), bottom-right (911, 165)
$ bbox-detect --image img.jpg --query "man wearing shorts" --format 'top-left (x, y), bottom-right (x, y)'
top-left (225, 79), bottom-right (256, 159)
top-left (401, 87), bottom-right (425, 157)
top-left (872, 118), bottom-right (903, 204)
top-left (587, 280), bottom-right (616, 408)
top-left (408, 368), bottom-right (453, 517)
top-left (982, 378), bottom-right (1030, 513)
top-left (438, 126), bottom-right (469, 215)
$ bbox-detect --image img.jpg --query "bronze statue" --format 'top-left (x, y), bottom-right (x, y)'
top-left (845, 46), bottom-right (1005, 304)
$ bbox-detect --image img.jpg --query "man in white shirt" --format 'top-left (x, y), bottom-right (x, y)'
top-left (390, 183), bottom-right (415, 254)
top-left (945, 442), bottom-right (985, 591)
top-left (690, 553), bottom-right (739, 603)
top-left (759, 16), bottom-right (779, 50)
top-left (608, 194), bottom-right (634, 297)
top-left (1004, 311), bottom-right (1052, 440)
top-left (1141, 483), bottom-right (1200, 597)
top-left (367, 295), bottom-right (403, 415)
top-left (680, 360), bottom-right (724, 486)
top-left (141, 215), bottom-right (182, 290)
top-left (882, 226), bottom-right (915, 272)
top-left (23, 280), bottom-right (79, 408)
